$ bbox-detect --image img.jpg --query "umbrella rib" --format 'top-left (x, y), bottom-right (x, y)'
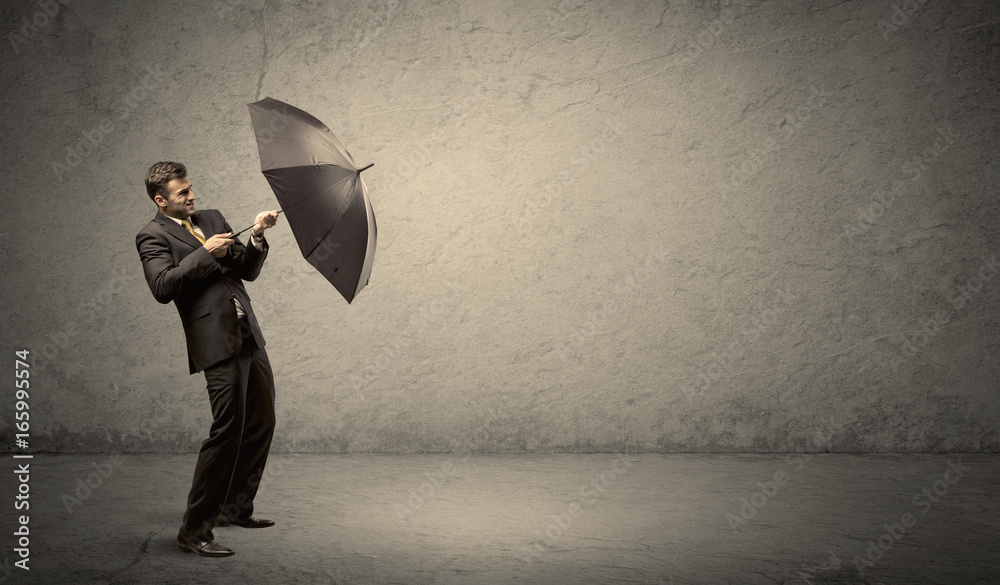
top-left (273, 167), bottom-right (357, 216)
top-left (302, 198), bottom-right (353, 259)
top-left (301, 175), bottom-right (359, 259)
top-left (257, 135), bottom-right (351, 151)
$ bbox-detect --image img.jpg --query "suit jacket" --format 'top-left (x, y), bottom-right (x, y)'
top-left (136, 209), bottom-right (268, 374)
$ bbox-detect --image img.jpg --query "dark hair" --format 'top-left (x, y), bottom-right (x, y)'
top-left (145, 161), bottom-right (187, 201)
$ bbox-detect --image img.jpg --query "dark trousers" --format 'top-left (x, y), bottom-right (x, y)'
top-left (180, 317), bottom-right (276, 541)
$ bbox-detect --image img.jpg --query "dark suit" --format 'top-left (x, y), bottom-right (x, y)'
top-left (136, 209), bottom-right (276, 541)
top-left (136, 209), bottom-right (268, 374)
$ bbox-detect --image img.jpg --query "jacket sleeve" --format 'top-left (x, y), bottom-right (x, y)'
top-left (221, 213), bottom-right (268, 282)
top-left (136, 228), bottom-right (219, 304)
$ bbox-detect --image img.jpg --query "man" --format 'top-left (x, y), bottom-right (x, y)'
top-left (135, 161), bottom-right (280, 557)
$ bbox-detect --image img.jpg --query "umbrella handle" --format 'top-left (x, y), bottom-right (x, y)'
top-left (232, 209), bottom-right (284, 238)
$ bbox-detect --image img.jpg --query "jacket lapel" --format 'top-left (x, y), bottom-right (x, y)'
top-left (191, 210), bottom-right (217, 240)
top-left (153, 211), bottom-right (202, 250)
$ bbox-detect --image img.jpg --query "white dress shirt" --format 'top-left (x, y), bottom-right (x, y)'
top-left (164, 213), bottom-right (264, 319)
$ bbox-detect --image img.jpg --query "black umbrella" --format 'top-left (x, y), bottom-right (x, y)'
top-left (243, 97), bottom-right (376, 304)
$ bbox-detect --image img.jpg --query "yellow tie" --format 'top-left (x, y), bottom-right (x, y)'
top-left (181, 219), bottom-right (206, 245)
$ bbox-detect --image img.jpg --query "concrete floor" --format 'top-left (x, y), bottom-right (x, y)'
top-left (2, 454), bottom-right (997, 585)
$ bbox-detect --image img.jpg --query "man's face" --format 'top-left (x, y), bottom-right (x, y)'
top-left (155, 178), bottom-right (195, 219)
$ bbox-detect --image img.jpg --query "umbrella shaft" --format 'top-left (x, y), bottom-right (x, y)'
top-left (233, 209), bottom-right (284, 238)
top-left (235, 163), bottom-right (371, 237)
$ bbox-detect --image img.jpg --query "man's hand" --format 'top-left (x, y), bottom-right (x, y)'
top-left (205, 232), bottom-right (234, 258)
top-left (251, 210), bottom-right (280, 238)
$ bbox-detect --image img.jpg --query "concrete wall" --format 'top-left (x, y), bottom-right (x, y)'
top-left (1, 0), bottom-right (998, 453)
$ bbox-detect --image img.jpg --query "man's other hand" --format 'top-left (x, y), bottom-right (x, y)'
top-left (251, 210), bottom-right (280, 238)
top-left (205, 233), bottom-right (234, 258)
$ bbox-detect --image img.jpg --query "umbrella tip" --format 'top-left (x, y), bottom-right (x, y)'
top-left (357, 163), bottom-right (374, 174)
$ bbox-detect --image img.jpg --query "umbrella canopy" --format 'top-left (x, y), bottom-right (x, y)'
top-left (247, 97), bottom-right (376, 303)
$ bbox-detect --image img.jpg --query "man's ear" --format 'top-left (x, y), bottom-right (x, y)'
top-left (153, 194), bottom-right (166, 209)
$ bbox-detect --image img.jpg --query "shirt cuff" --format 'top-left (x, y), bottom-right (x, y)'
top-left (251, 233), bottom-right (264, 249)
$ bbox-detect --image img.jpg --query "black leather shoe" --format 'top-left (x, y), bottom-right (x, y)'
top-left (217, 515), bottom-right (275, 529)
top-left (176, 536), bottom-right (235, 557)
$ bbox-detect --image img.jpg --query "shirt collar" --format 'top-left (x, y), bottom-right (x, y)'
top-left (161, 211), bottom-right (194, 227)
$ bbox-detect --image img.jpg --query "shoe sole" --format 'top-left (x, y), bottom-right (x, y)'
top-left (176, 542), bottom-right (235, 557)
top-left (217, 520), bottom-right (274, 529)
